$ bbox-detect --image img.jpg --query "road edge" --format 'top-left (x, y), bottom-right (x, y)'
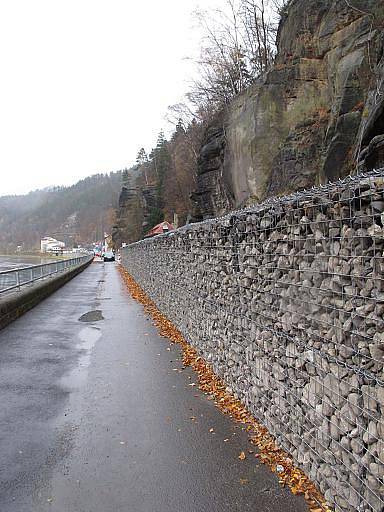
top-left (0, 258), bottom-right (93, 331)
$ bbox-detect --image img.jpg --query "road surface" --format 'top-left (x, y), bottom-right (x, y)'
top-left (0, 263), bottom-right (307, 512)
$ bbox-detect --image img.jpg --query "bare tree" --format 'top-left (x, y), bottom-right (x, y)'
top-left (241, 0), bottom-right (278, 75)
top-left (165, 102), bottom-right (204, 160)
top-left (269, 0), bottom-right (291, 17)
top-left (194, 4), bottom-right (248, 100)
top-left (189, 0), bottom-right (286, 114)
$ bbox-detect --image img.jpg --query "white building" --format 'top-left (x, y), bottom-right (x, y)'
top-left (40, 236), bottom-right (65, 253)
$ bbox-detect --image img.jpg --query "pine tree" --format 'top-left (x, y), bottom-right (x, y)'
top-left (152, 131), bottom-right (171, 209)
top-left (136, 148), bottom-right (148, 166)
top-left (122, 168), bottom-right (129, 187)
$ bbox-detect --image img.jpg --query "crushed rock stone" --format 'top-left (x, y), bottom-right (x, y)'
top-left (119, 265), bottom-right (332, 512)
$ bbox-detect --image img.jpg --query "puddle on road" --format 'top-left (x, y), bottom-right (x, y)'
top-left (78, 325), bottom-right (101, 350)
top-left (78, 310), bottom-right (104, 322)
top-left (60, 326), bottom-right (102, 391)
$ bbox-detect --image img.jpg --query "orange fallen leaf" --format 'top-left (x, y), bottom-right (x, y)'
top-left (118, 266), bottom-right (331, 512)
top-left (238, 451), bottom-right (246, 460)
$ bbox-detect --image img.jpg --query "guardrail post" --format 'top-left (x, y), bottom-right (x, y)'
top-left (16, 270), bottom-right (20, 291)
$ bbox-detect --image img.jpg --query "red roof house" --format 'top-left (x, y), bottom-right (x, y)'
top-left (144, 221), bottom-right (174, 238)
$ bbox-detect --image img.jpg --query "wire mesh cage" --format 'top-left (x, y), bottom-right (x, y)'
top-left (122, 171), bottom-right (384, 512)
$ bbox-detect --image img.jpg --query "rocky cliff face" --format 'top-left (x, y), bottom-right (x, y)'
top-left (194, 0), bottom-right (384, 219)
top-left (191, 119), bottom-right (233, 220)
top-left (112, 171), bottom-right (162, 247)
top-left (112, 168), bottom-right (143, 247)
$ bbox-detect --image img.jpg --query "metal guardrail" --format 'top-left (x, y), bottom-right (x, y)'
top-left (0, 254), bottom-right (93, 295)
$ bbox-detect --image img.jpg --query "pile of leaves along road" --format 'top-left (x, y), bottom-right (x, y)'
top-left (119, 266), bottom-right (332, 512)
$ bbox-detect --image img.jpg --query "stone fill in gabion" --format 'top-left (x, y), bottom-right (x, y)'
top-left (121, 171), bottom-right (384, 512)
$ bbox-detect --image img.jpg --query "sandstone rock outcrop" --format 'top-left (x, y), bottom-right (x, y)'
top-left (193, 0), bottom-right (384, 219)
top-left (112, 169), bottom-right (143, 247)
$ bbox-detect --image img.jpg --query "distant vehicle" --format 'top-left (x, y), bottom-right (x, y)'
top-left (103, 251), bottom-right (115, 262)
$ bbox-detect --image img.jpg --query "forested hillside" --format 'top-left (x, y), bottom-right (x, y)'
top-left (0, 172), bottom-right (121, 252)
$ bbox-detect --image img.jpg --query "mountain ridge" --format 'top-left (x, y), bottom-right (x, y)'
top-left (0, 172), bottom-right (122, 252)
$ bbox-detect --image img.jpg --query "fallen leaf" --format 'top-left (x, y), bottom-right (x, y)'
top-left (118, 267), bottom-right (331, 512)
top-left (209, 428), bottom-right (214, 433)
top-left (238, 451), bottom-right (246, 460)
top-left (239, 478), bottom-right (249, 485)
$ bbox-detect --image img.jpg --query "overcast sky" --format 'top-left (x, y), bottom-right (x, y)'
top-left (0, 0), bottom-right (221, 196)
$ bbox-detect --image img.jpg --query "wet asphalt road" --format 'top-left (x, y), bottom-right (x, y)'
top-left (0, 263), bottom-right (308, 512)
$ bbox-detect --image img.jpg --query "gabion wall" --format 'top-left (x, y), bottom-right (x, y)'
top-left (121, 172), bottom-right (384, 512)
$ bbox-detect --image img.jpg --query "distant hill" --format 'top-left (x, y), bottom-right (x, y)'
top-left (0, 172), bottom-right (122, 252)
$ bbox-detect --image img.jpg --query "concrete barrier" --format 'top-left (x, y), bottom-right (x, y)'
top-left (0, 257), bottom-right (93, 330)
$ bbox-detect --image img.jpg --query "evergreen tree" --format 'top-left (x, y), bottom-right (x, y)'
top-left (122, 168), bottom-right (129, 187)
top-left (136, 147), bottom-right (148, 166)
top-left (152, 131), bottom-right (171, 208)
top-left (175, 119), bottom-right (186, 136)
